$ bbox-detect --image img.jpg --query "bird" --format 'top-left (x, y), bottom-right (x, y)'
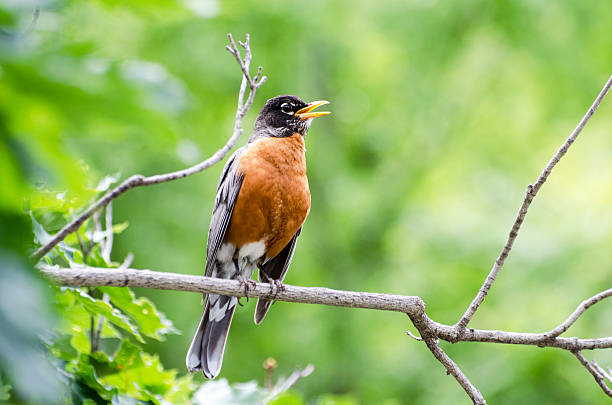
top-left (186, 95), bottom-right (330, 379)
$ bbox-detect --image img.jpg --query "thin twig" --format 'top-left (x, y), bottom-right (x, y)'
top-left (573, 351), bottom-right (612, 397)
top-left (424, 339), bottom-right (485, 404)
top-left (592, 361), bottom-right (612, 384)
top-left (101, 202), bottom-right (113, 264)
top-left (31, 34), bottom-right (266, 262)
top-left (543, 288), bottom-right (612, 339)
top-left (93, 294), bottom-right (110, 351)
top-left (118, 252), bottom-right (134, 271)
top-left (76, 231), bottom-right (88, 257)
top-left (455, 75), bottom-right (612, 333)
top-left (264, 364), bottom-right (315, 402)
top-left (89, 315), bottom-right (98, 352)
top-left (406, 330), bottom-right (423, 341)
top-left (430, 318), bottom-right (612, 350)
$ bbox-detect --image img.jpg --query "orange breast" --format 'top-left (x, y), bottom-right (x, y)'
top-left (224, 134), bottom-right (311, 260)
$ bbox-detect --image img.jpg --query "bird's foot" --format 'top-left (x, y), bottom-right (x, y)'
top-left (268, 279), bottom-right (285, 303)
top-left (237, 276), bottom-right (257, 301)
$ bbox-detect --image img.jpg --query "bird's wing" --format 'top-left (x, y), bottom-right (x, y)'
top-left (205, 147), bottom-right (245, 277)
top-left (254, 227), bottom-right (302, 324)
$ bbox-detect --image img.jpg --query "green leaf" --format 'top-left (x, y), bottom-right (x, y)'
top-left (101, 353), bottom-right (192, 404)
top-left (268, 392), bottom-right (306, 405)
top-left (31, 212), bottom-right (53, 245)
top-left (31, 212), bottom-right (80, 266)
top-left (99, 287), bottom-right (179, 340)
top-left (55, 242), bottom-right (78, 267)
top-left (70, 378), bottom-right (107, 405)
top-left (49, 334), bottom-right (79, 361)
top-left (111, 394), bottom-right (153, 405)
top-left (0, 374), bottom-right (11, 401)
top-left (70, 289), bottom-right (144, 342)
top-left (52, 288), bottom-right (122, 358)
top-left (112, 222), bottom-right (129, 235)
top-left (163, 375), bottom-right (194, 405)
top-left (66, 355), bottom-right (117, 401)
top-left (112, 340), bottom-right (140, 369)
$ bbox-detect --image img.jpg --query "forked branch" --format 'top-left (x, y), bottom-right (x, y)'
top-left (455, 75), bottom-right (612, 333)
top-left (31, 33), bottom-right (266, 262)
top-left (41, 265), bottom-right (612, 403)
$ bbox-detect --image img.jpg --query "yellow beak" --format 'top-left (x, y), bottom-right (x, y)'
top-left (295, 100), bottom-right (331, 120)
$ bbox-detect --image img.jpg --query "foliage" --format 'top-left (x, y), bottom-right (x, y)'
top-left (31, 205), bottom-right (193, 404)
top-left (3, 0), bottom-right (612, 404)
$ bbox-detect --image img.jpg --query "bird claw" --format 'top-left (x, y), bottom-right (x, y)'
top-left (268, 279), bottom-right (285, 303)
top-left (237, 276), bottom-right (256, 301)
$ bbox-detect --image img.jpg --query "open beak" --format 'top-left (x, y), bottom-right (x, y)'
top-left (295, 100), bottom-right (330, 120)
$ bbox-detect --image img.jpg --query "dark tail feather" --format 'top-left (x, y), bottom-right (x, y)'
top-left (186, 295), bottom-right (236, 378)
top-left (186, 301), bottom-right (209, 373)
top-left (254, 298), bottom-right (273, 325)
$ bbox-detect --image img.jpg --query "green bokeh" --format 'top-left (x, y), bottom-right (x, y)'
top-left (3, 0), bottom-right (612, 403)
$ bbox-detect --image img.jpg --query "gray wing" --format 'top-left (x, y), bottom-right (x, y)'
top-left (254, 227), bottom-right (302, 324)
top-left (205, 147), bottom-right (245, 277)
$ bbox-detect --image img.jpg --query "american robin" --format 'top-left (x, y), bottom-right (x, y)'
top-left (186, 95), bottom-right (330, 378)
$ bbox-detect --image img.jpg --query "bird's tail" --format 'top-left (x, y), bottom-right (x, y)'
top-left (186, 294), bottom-right (237, 378)
top-left (254, 298), bottom-right (273, 325)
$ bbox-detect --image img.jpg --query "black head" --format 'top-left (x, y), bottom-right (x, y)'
top-left (252, 95), bottom-right (329, 140)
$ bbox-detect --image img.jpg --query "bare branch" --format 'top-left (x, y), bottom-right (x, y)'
top-left (39, 265), bottom-right (612, 401)
top-left (543, 288), bottom-right (612, 339)
top-left (424, 339), bottom-right (485, 404)
top-left (573, 351), bottom-right (612, 397)
top-left (456, 75), bottom-right (612, 332)
top-left (39, 266), bottom-right (612, 352)
top-left (409, 312), bottom-right (486, 404)
top-left (592, 361), bottom-right (612, 384)
top-left (430, 319), bottom-right (612, 350)
top-left (40, 266), bottom-right (425, 314)
top-left (31, 33), bottom-right (266, 262)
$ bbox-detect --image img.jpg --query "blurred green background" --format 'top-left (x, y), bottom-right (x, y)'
top-left (2, 0), bottom-right (612, 403)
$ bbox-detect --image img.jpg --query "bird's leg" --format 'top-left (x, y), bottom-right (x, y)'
top-left (270, 279), bottom-right (285, 303)
top-left (236, 254), bottom-right (258, 301)
top-left (259, 272), bottom-right (280, 301)
top-left (236, 275), bottom-right (256, 300)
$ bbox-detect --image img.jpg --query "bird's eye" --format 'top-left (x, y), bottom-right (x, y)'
top-left (280, 103), bottom-right (293, 114)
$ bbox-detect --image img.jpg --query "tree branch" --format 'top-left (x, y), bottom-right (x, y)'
top-left (42, 265), bottom-right (612, 403)
top-left (40, 266), bottom-right (612, 354)
top-left (40, 266), bottom-right (425, 314)
top-left (408, 312), bottom-right (486, 404)
top-left (573, 351), bottom-right (612, 397)
top-left (31, 33), bottom-right (266, 262)
top-left (543, 288), bottom-right (612, 339)
top-left (455, 75), bottom-right (612, 332)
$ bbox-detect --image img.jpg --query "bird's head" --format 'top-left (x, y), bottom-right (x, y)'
top-left (252, 95), bottom-right (330, 140)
